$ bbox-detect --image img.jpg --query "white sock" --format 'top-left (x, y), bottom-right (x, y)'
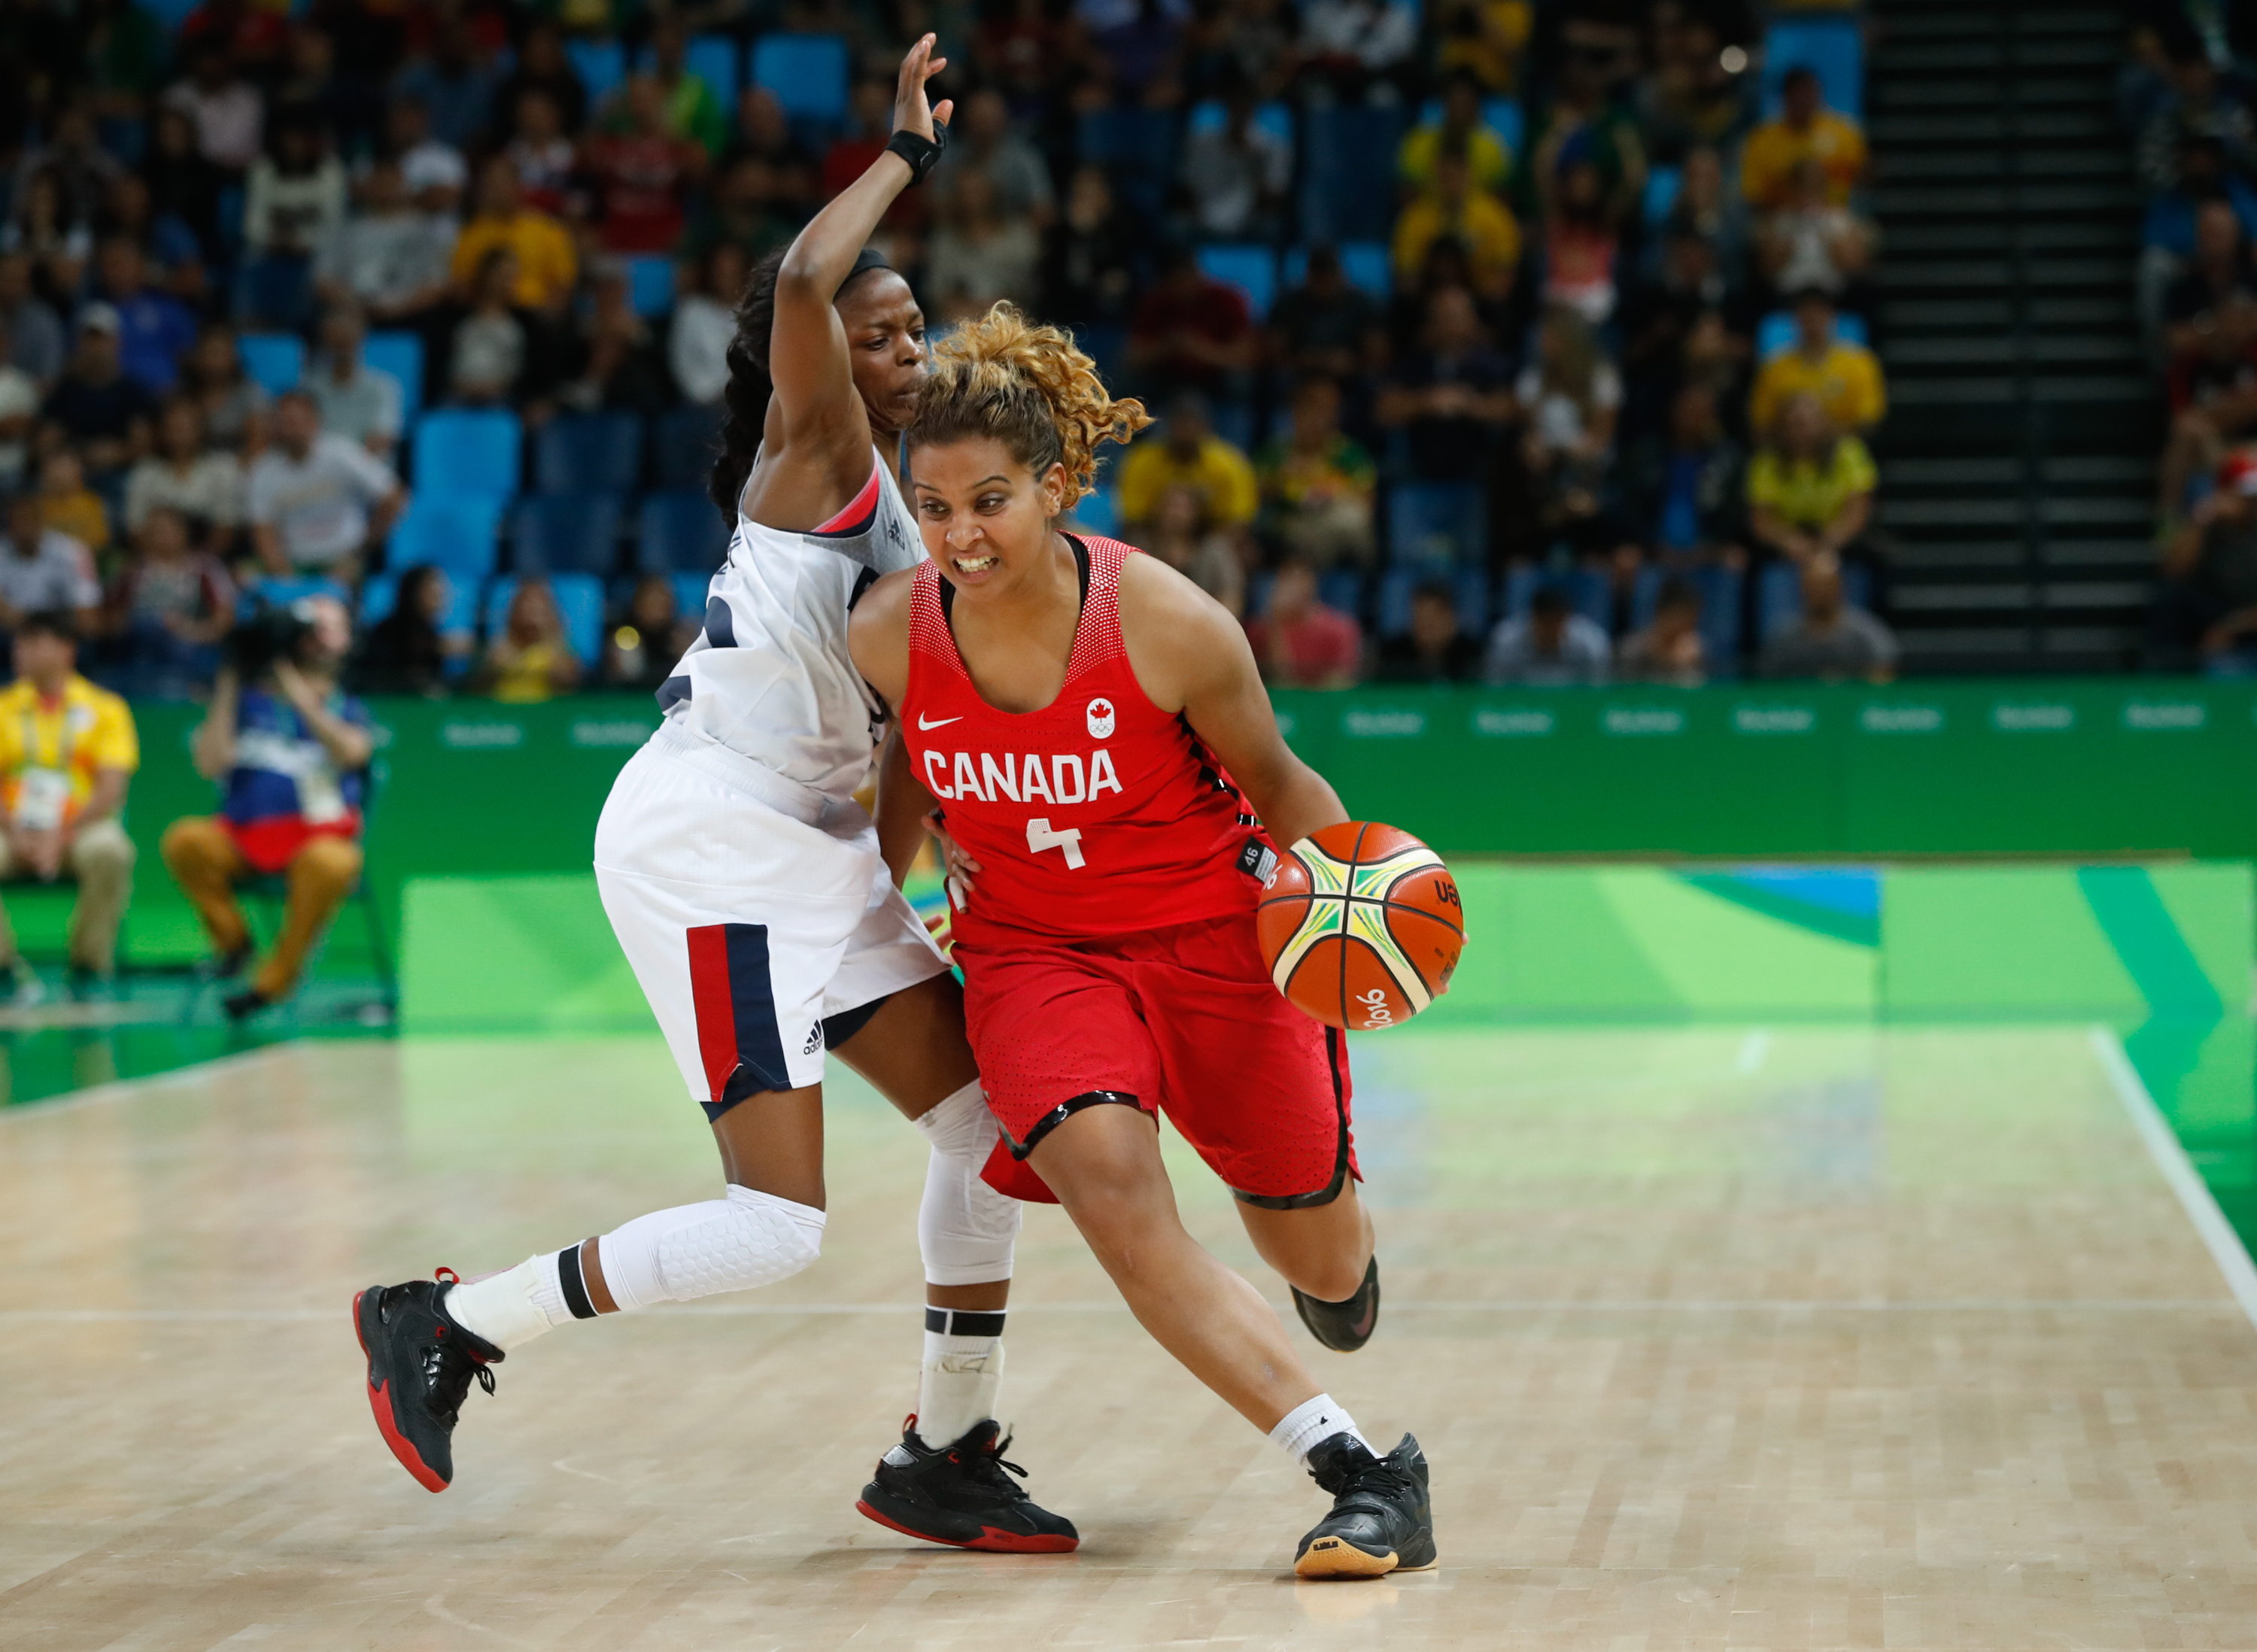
top-left (443, 1250), bottom-right (574, 1352)
top-left (1269, 1393), bottom-right (1372, 1466)
top-left (915, 1307), bottom-right (1006, 1447)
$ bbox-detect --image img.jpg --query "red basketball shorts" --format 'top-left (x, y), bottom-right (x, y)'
top-left (953, 911), bottom-right (1357, 1207)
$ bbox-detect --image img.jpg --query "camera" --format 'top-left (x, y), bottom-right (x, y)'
top-left (225, 599), bottom-right (312, 681)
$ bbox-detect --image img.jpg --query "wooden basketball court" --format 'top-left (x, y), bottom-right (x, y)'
top-left (5, 1023), bottom-right (2255, 1650)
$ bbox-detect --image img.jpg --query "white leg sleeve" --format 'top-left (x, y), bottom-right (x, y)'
top-left (913, 1080), bottom-right (1022, 1286)
top-left (597, 1185), bottom-right (826, 1312)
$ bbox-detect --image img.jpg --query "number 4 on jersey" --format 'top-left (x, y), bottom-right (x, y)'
top-left (1027, 816), bottom-right (1085, 869)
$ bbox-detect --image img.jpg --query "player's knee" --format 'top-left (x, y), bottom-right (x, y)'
top-left (914, 1080), bottom-right (1021, 1283)
top-left (650, 1185), bottom-right (825, 1302)
top-left (1294, 1250), bottom-right (1370, 1304)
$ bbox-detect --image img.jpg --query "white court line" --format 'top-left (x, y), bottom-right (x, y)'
top-left (0, 1043), bottom-right (299, 1121)
top-left (2089, 1025), bottom-right (2257, 1334)
top-left (2, 1298), bottom-right (2237, 1325)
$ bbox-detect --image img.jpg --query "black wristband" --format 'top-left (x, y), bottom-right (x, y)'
top-left (886, 119), bottom-right (949, 186)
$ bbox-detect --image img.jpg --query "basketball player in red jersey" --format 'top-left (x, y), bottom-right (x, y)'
top-left (848, 305), bottom-right (1435, 1579)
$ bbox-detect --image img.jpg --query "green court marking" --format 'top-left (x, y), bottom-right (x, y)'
top-left (2079, 867), bottom-right (2226, 1019)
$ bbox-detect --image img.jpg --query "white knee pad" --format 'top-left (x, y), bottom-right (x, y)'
top-left (597, 1185), bottom-right (825, 1311)
top-left (914, 1080), bottom-right (1021, 1286)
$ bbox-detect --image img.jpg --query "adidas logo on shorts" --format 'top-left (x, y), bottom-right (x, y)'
top-left (803, 1025), bottom-right (823, 1056)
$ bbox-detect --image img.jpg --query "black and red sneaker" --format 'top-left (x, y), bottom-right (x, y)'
top-left (352, 1271), bottom-right (503, 1493)
top-left (856, 1417), bottom-right (1080, 1553)
top-left (1293, 1256), bottom-right (1382, 1353)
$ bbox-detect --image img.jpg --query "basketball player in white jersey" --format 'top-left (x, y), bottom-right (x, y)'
top-left (352, 38), bottom-right (1076, 1552)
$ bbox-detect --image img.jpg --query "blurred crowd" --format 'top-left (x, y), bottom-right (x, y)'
top-left (0, 0), bottom-right (1905, 700)
top-left (2134, 13), bottom-right (2257, 675)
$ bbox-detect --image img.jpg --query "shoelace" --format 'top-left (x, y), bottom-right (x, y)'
top-left (420, 1335), bottom-right (497, 1425)
top-left (962, 1431), bottom-right (1033, 1500)
top-left (1316, 1453), bottom-right (1418, 1515)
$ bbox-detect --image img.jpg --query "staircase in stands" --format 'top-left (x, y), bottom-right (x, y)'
top-left (1866, 0), bottom-right (2155, 672)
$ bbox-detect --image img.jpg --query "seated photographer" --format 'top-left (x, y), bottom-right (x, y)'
top-left (0, 609), bottom-right (139, 1002)
top-left (161, 596), bottom-right (375, 1021)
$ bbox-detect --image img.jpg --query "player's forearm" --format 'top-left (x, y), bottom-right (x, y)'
top-left (873, 727), bottom-right (932, 888)
top-left (1247, 759), bottom-right (1349, 859)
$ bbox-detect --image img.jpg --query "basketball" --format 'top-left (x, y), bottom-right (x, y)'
top-left (1256, 822), bottom-right (1465, 1032)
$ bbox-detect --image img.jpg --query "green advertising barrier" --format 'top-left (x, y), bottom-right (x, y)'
top-left (23, 679), bottom-right (2257, 971)
top-left (399, 861), bottom-right (2252, 1032)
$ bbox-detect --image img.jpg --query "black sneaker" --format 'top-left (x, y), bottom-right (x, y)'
top-left (856, 1417), bottom-right (1080, 1553)
top-left (352, 1271), bottom-right (503, 1493)
top-left (1295, 1432), bottom-right (1437, 1579)
top-left (223, 987), bottom-right (275, 1023)
top-left (1293, 1256), bottom-right (1381, 1352)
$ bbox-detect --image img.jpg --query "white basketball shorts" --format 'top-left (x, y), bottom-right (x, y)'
top-left (594, 730), bottom-right (951, 1113)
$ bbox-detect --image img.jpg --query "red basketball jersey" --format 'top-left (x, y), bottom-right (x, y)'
top-left (902, 534), bottom-right (1274, 943)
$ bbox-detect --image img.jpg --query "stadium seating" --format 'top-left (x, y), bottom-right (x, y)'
top-left (365, 332), bottom-right (424, 423)
top-left (751, 34), bottom-right (849, 125)
top-left (535, 412), bottom-right (643, 496)
top-left (626, 256), bottom-right (676, 318)
top-left (1411, 96), bottom-right (1523, 157)
top-left (637, 490), bottom-right (731, 574)
top-left (512, 493), bottom-right (624, 576)
top-left (636, 35), bottom-right (740, 104)
top-left (1503, 565), bottom-right (1613, 631)
top-left (1754, 310), bottom-right (1870, 360)
top-left (485, 573), bottom-right (606, 664)
top-left (359, 569), bottom-right (481, 635)
top-left (1299, 105), bottom-right (1408, 244)
top-left (565, 39), bottom-right (626, 106)
top-left (1629, 563), bottom-right (1745, 667)
top-left (1281, 243), bottom-right (1392, 299)
top-left (650, 404), bottom-right (726, 492)
top-left (670, 572), bottom-right (713, 624)
top-left (241, 575), bottom-right (349, 615)
top-left (1186, 99), bottom-right (1296, 153)
top-left (411, 409), bottom-right (521, 502)
top-left (1757, 559), bottom-right (1874, 643)
top-left (1761, 16), bottom-right (1864, 120)
top-left (1195, 245), bottom-right (1279, 321)
top-left (238, 334), bottom-right (304, 396)
top-left (1376, 565), bottom-right (1493, 639)
top-left (386, 495), bottom-right (505, 581)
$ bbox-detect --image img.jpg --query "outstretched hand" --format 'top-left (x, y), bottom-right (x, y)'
top-left (894, 33), bottom-right (953, 139)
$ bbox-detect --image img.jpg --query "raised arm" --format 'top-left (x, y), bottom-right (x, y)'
top-left (767, 38), bottom-right (950, 449)
top-left (1117, 553), bottom-right (1347, 853)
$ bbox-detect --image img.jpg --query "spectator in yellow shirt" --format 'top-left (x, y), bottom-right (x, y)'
top-left (1745, 392), bottom-right (1876, 569)
top-left (0, 610), bottom-right (137, 996)
top-left (1740, 68), bottom-right (1868, 211)
top-left (449, 158), bottom-right (579, 314)
top-left (1399, 72), bottom-right (1514, 196)
top-left (1749, 288), bottom-right (1887, 438)
top-left (38, 449), bottom-right (111, 555)
top-left (1392, 150), bottom-right (1523, 300)
top-left (1116, 393), bottom-right (1260, 551)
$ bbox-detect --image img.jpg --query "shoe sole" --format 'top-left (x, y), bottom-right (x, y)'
top-left (353, 1289), bottom-right (449, 1494)
top-left (1295, 1535), bottom-right (1401, 1578)
top-left (855, 1497), bottom-right (1079, 1553)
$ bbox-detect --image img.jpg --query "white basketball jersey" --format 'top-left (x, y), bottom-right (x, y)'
top-left (657, 449), bottom-right (922, 803)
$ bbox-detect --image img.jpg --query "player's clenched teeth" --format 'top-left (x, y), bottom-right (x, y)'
top-left (951, 553), bottom-right (999, 575)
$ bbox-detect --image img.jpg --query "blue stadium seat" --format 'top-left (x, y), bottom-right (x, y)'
top-left (567, 39), bottom-right (627, 108)
top-left (387, 496), bottom-right (504, 581)
top-left (752, 34), bottom-right (849, 124)
top-left (625, 255), bottom-right (676, 317)
top-left (485, 573), bottom-right (606, 663)
top-left (360, 569), bottom-right (479, 634)
top-left (1195, 245), bottom-right (1279, 321)
top-left (1207, 399), bottom-right (1256, 454)
top-left (141, 0), bottom-right (199, 30)
top-left (1077, 106), bottom-right (1180, 218)
top-left (1317, 567), bottom-right (1364, 621)
top-left (1299, 105), bottom-right (1408, 244)
top-left (1757, 559), bottom-right (1873, 644)
top-left (636, 490), bottom-right (731, 574)
top-left (1644, 165), bottom-right (1681, 228)
top-left (1630, 563), bottom-right (1745, 667)
top-left (238, 333), bottom-right (304, 396)
top-left (535, 411), bottom-right (644, 495)
top-left (671, 572), bottom-right (714, 624)
top-left (411, 409), bottom-right (521, 501)
top-left (241, 575), bottom-right (349, 616)
top-left (1068, 485), bottom-right (1120, 539)
top-left (512, 493), bottom-right (623, 576)
top-left (1378, 565), bottom-right (1493, 638)
top-left (1186, 99), bottom-right (1296, 153)
top-left (1755, 309), bottom-right (1870, 360)
top-left (1282, 242), bottom-right (1392, 299)
top-left (1762, 17), bottom-right (1864, 120)
top-left (1455, 564), bottom-right (1491, 636)
top-left (365, 332), bottom-right (424, 423)
top-left (650, 403), bottom-right (726, 492)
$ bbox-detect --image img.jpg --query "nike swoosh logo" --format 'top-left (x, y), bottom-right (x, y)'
top-left (917, 715), bottom-right (962, 730)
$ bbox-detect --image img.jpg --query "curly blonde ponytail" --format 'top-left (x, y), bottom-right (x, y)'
top-left (909, 303), bottom-right (1151, 504)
